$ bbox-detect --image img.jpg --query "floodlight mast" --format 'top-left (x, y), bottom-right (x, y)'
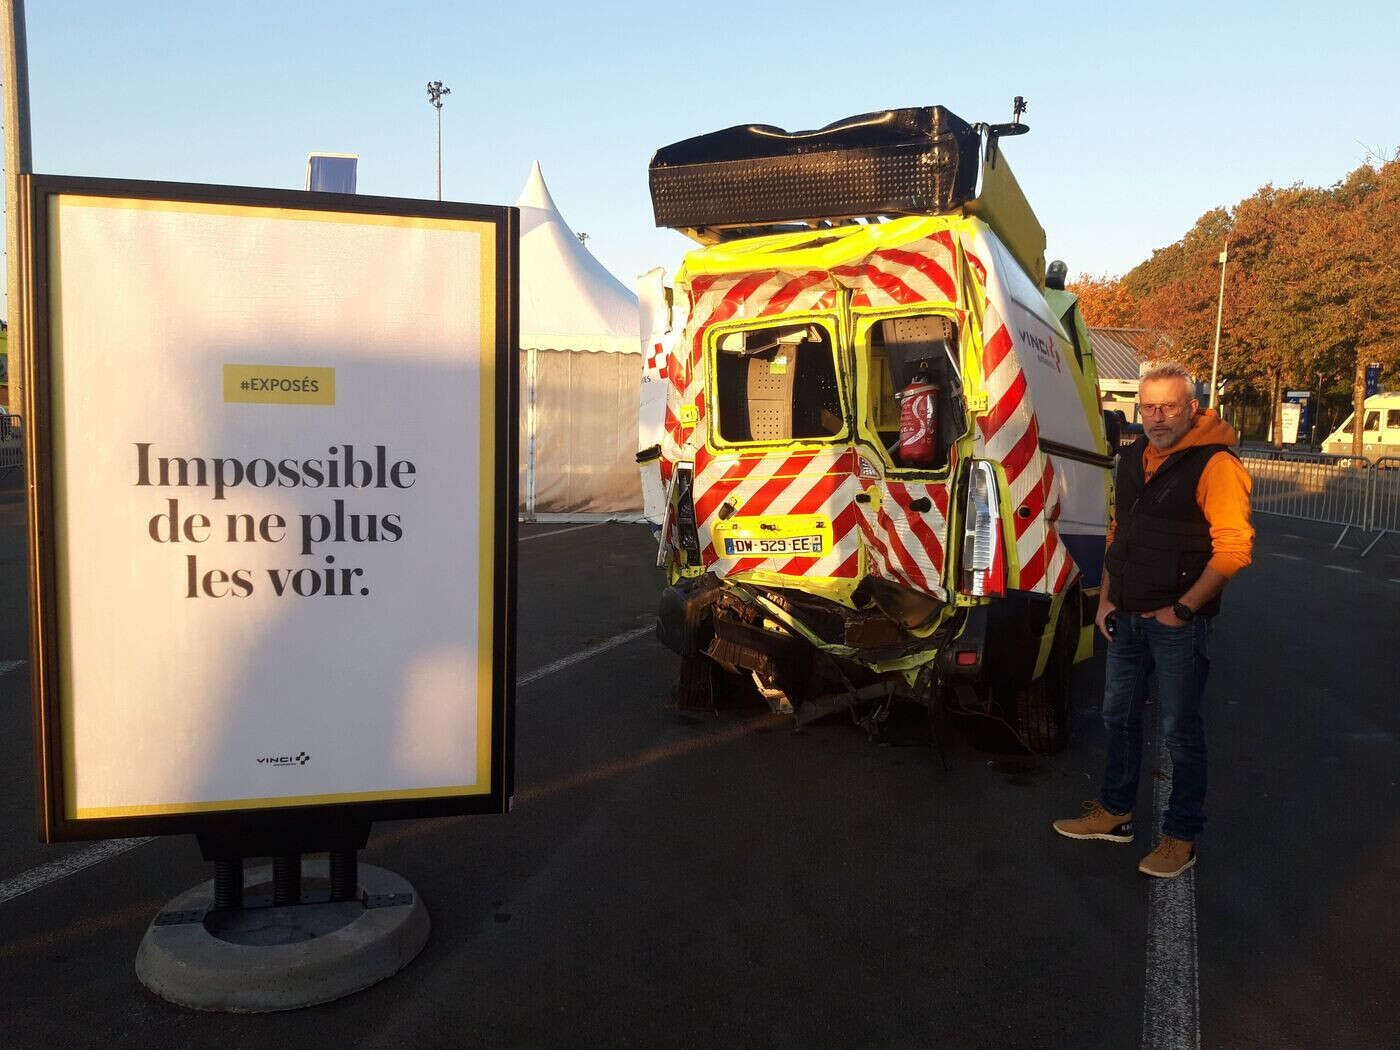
top-left (426, 80), bottom-right (451, 201)
top-left (2, 0), bottom-right (32, 423)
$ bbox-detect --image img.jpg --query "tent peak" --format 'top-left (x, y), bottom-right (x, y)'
top-left (517, 160), bottom-right (561, 213)
top-left (514, 161), bottom-right (638, 348)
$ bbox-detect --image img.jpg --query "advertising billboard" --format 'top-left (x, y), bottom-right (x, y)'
top-left (22, 175), bottom-right (517, 840)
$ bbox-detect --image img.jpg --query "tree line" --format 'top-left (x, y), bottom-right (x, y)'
top-left (1068, 155), bottom-right (1399, 452)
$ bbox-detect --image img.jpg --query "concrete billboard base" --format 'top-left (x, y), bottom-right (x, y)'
top-left (135, 859), bottom-right (429, 1013)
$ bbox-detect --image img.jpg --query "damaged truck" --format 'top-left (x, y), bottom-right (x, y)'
top-left (636, 104), bottom-right (1113, 752)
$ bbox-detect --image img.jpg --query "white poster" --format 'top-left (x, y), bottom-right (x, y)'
top-left (41, 191), bottom-right (507, 823)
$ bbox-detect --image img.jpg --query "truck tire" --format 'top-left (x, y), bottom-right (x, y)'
top-left (673, 653), bottom-right (715, 711)
top-left (1012, 593), bottom-right (1078, 753)
top-left (673, 654), bottom-right (760, 712)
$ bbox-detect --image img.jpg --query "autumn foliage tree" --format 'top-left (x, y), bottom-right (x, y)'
top-left (1105, 155), bottom-right (1400, 449)
top-left (1327, 159), bottom-right (1400, 454)
top-left (1065, 273), bottom-right (1140, 328)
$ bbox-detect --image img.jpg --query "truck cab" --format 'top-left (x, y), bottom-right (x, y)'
top-left (638, 106), bottom-right (1112, 751)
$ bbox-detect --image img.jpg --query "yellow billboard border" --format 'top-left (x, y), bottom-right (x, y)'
top-left (34, 189), bottom-right (510, 826)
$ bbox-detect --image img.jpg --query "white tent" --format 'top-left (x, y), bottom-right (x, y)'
top-left (518, 161), bottom-right (638, 354)
top-left (515, 162), bottom-right (642, 519)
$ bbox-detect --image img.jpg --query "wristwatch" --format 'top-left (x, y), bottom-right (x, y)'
top-left (1172, 601), bottom-right (1195, 622)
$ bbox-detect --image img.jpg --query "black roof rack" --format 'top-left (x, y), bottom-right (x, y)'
top-left (648, 106), bottom-right (982, 238)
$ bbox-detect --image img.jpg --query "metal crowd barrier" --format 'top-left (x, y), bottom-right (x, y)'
top-left (0, 413), bottom-right (21, 479)
top-left (1365, 457), bottom-right (1400, 556)
top-left (1240, 450), bottom-right (1398, 557)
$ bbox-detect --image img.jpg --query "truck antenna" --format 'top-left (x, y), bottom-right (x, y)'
top-left (978, 96), bottom-right (1031, 167)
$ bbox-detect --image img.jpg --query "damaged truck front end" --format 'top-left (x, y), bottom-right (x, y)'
top-left (658, 570), bottom-right (978, 728)
top-left (638, 105), bottom-right (1111, 752)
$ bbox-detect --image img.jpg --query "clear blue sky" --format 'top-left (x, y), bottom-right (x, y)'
top-left (5, 0), bottom-right (1398, 315)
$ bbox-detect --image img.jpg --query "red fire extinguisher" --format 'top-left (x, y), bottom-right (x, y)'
top-left (898, 369), bottom-right (939, 467)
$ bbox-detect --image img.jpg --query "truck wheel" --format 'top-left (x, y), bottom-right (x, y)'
top-left (673, 654), bottom-right (760, 712)
top-left (1012, 596), bottom-right (1078, 753)
top-left (673, 653), bottom-right (716, 711)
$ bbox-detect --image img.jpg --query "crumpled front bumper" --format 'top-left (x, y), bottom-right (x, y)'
top-left (657, 576), bottom-right (986, 682)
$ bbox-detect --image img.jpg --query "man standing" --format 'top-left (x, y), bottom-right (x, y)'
top-left (1053, 362), bottom-right (1253, 878)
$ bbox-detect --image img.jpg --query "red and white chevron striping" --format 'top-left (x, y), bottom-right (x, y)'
top-left (831, 231), bottom-right (959, 308)
top-left (660, 226), bottom-right (1077, 596)
top-left (694, 446), bottom-right (860, 580)
top-left (857, 478), bottom-right (952, 597)
top-left (968, 274), bottom-right (1075, 595)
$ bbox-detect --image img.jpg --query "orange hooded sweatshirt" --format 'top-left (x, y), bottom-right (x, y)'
top-left (1106, 409), bottom-right (1254, 578)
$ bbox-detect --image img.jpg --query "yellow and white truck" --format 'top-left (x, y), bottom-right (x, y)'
top-left (637, 105), bottom-right (1112, 751)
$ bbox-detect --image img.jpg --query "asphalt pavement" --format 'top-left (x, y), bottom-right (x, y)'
top-left (0, 469), bottom-right (1397, 1047)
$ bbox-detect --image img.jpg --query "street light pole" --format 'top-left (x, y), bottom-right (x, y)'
top-left (425, 80), bottom-right (450, 201)
top-left (1208, 242), bottom-right (1228, 410)
top-left (2, 0), bottom-right (32, 422)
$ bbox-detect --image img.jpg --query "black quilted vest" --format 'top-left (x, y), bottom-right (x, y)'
top-left (1105, 437), bottom-right (1234, 615)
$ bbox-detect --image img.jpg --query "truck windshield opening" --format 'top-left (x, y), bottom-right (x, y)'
top-left (863, 314), bottom-right (965, 470)
top-left (713, 323), bottom-right (843, 444)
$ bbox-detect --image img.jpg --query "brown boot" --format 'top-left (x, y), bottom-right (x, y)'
top-left (1052, 800), bottom-right (1134, 843)
top-left (1139, 835), bottom-right (1197, 878)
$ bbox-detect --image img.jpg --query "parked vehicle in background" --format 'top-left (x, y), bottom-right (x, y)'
top-left (1320, 392), bottom-right (1400, 459)
top-left (637, 104), bottom-right (1115, 752)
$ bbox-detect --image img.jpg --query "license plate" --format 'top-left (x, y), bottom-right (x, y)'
top-left (724, 535), bottom-right (823, 556)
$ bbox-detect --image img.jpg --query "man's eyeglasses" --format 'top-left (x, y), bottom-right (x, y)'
top-left (1140, 403), bottom-right (1189, 419)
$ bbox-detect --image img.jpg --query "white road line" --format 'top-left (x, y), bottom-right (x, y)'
top-left (1266, 552), bottom-right (1305, 561)
top-left (0, 837), bottom-right (154, 906)
top-left (0, 629), bottom-right (656, 905)
top-left (0, 659), bottom-right (25, 677)
top-left (1142, 722), bottom-right (1200, 1049)
top-left (1325, 564), bottom-right (1362, 574)
top-left (519, 624), bottom-right (655, 685)
top-left (519, 523), bottom-right (607, 543)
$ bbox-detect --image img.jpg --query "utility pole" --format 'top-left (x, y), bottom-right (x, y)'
top-left (425, 80), bottom-right (450, 201)
top-left (2, 0), bottom-right (31, 422)
top-left (1208, 242), bottom-right (1228, 410)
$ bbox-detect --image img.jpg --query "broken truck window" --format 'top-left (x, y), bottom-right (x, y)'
top-left (714, 323), bottom-right (843, 443)
top-left (863, 314), bottom-right (965, 470)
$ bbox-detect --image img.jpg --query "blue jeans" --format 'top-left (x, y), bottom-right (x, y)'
top-left (1099, 613), bottom-right (1213, 841)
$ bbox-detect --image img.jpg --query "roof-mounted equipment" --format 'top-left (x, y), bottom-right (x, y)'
top-left (647, 99), bottom-right (1047, 289)
top-left (648, 106), bottom-right (982, 239)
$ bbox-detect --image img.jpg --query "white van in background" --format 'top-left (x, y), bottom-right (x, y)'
top-left (1321, 393), bottom-right (1400, 460)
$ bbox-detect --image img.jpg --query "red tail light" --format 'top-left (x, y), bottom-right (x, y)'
top-left (959, 460), bottom-right (1005, 597)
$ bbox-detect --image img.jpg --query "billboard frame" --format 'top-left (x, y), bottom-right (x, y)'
top-left (22, 173), bottom-right (518, 843)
